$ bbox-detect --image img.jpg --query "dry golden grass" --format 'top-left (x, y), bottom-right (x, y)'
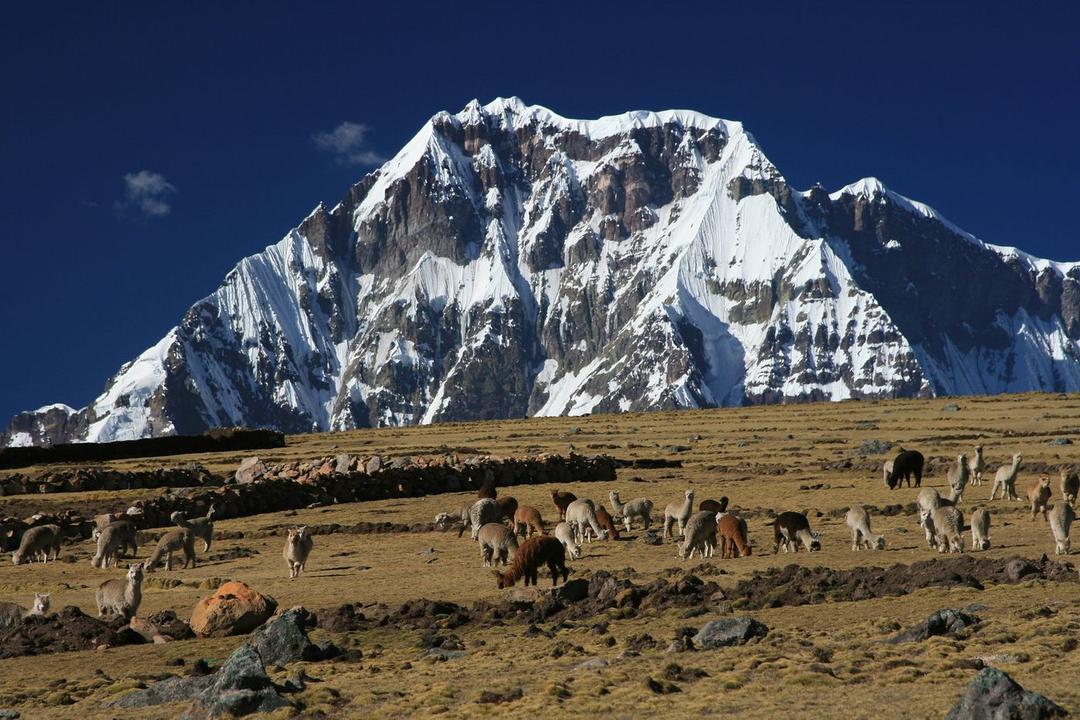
top-left (0, 392), bottom-right (1078, 718)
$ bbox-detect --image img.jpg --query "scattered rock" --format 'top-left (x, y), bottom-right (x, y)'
top-left (553, 578), bottom-right (589, 605)
top-left (639, 529), bottom-right (662, 546)
top-left (644, 676), bottom-right (681, 694)
top-left (942, 403), bottom-right (961, 413)
top-left (890, 608), bottom-right (980, 643)
top-left (692, 616), bottom-right (769, 649)
top-left (477, 687), bottom-right (523, 704)
top-left (575, 657), bottom-right (609, 671)
top-left (857, 439), bottom-right (893, 456)
top-left (190, 581), bottom-right (277, 637)
top-left (0, 606), bottom-right (142, 658)
top-left (1048, 438), bottom-right (1073, 446)
top-left (945, 667), bottom-right (1066, 719)
top-left (109, 675), bottom-right (214, 710)
top-left (663, 662), bottom-right (709, 682)
top-left (234, 457), bottom-right (267, 484)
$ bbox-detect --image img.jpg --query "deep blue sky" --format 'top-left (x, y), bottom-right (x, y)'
top-left (1, 2), bottom-right (1077, 422)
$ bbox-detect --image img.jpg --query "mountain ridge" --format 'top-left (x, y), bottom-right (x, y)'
top-left (5, 98), bottom-right (1079, 447)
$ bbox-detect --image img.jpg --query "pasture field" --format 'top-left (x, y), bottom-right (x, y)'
top-left (0, 392), bottom-right (1078, 718)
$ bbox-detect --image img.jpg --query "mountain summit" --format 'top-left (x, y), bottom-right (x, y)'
top-left (6, 99), bottom-right (1080, 446)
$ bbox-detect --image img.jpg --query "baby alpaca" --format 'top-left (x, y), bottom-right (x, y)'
top-left (845, 506), bottom-right (885, 550)
top-left (968, 445), bottom-right (985, 485)
top-left (145, 528), bottom-right (196, 572)
top-left (970, 508), bottom-right (991, 551)
top-left (477, 522), bottom-right (519, 566)
top-left (0, 593), bottom-right (50, 628)
top-left (772, 512), bottom-right (821, 553)
top-left (608, 491), bottom-right (654, 533)
top-left (663, 490), bottom-right (695, 539)
top-left (717, 513), bottom-right (751, 558)
top-left (283, 526), bottom-right (314, 579)
top-left (923, 506), bottom-right (964, 553)
top-left (513, 506), bottom-right (546, 537)
top-left (554, 521), bottom-right (581, 560)
top-left (12, 524), bottom-right (62, 565)
top-left (96, 563), bottom-right (144, 621)
top-left (494, 536), bottom-right (568, 588)
top-left (990, 453), bottom-right (1022, 501)
top-left (1048, 502), bottom-right (1075, 555)
top-left (679, 511), bottom-right (718, 560)
top-left (1028, 475), bottom-right (1053, 521)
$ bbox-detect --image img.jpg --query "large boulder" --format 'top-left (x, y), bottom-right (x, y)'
top-left (187, 644), bottom-right (289, 718)
top-left (692, 617), bottom-right (769, 649)
top-left (234, 457), bottom-right (266, 484)
top-left (946, 667), bottom-right (1066, 720)
top-left (190, 581), bottom-right (276, 637)
top-left (248, 608), bottom-right (320, 667)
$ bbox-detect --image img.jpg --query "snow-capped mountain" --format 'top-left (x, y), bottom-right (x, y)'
top-left (6, 98), bottom-right (1080, 446)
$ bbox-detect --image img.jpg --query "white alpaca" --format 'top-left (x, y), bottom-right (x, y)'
top-left (679, 511), bottom-right (718, 560)
top-left (565, 499), bottom-right (607, 544)
top-left (990, 453), bottom-right (1022, 501)
top-left (845, 506), bottom-right (885, 550)
top-left (882, 459), bottom-right (895, 488)
top-left (946, 454), bottom-right (969, 503)
top-left (477, 522), bottom-right (519, 566)
top-left (663, 490), bottom-right (694, 538)
top-left (968, 445), bottom-right (985, 486)
top-left (554, 522), bottom-right (581, 560)
top-left (922, 506), bottom-right (964, 553)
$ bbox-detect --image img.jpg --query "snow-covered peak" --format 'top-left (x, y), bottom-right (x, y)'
top-left (33, 403), bottom-right (75, 415)
top-left (830, 177), bottom-right (979, 244)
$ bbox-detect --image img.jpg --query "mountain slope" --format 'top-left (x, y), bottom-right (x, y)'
top-left (6, 98), bottom-right (1080, 446)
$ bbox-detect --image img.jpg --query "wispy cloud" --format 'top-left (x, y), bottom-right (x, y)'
top-left (118, 170), bottom-right (177, 218)
top-left (313, 122), bottom-right (386, 166)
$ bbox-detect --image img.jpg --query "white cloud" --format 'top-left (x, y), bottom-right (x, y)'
top-left (120, 170), bottom-right (177, 217)
top-left (313, 122), bottom-right (387, 166)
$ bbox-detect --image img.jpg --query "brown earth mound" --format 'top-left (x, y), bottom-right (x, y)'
top-left (729, 555), bottom-right (1078, 610)
top-left (0, 606), bottom-right (145, 658)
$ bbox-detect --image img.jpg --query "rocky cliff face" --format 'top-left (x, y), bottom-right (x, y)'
top-left (6, 98), bottom-right (1080, 446)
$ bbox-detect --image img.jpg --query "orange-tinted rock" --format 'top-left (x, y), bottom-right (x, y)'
top-left (190, 581), bottom-right (277, 637)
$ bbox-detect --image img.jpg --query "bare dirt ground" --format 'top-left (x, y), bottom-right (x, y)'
top-left (0, 393), bottom-right (1078, 718)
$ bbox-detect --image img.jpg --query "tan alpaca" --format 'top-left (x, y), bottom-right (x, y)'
top-left (96, 563), bottom-right (144, 621)
top-left (968, 445), bottom-right (986, 485)
top-left (1060, 468), bottom-right (1079, 508)
top-left (477, 522), bottom-right (519, 566)
top-left (1049, 502), bottom-right (1075, 555)
top-left (145, 528), bottom-right (196, 571)
top-left (92, 521), bottom-right (137, 568)
top-left (12, 524), bottom-right (62, 565)
top-left (172, 505), bottom-right (217, 552)
top-left (1028, 475), bottom-right (1052, 521)
top-left (663, 490), bottom-right (695, 538)
top-left (283, 526), bottom-right (313, 579)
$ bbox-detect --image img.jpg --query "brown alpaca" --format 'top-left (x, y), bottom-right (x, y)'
top-left (699, 497), bottom-right (729, 514)
top-left (1028, 475), bottom-right (1053, 521)
top-left (717, 513), bottom-right (751, 558)
top-left (496, 496), bottom-right (518, 523)
top-left (513, 506), bottom-right (546, 537)
top-left (550, 489), bottom-right (577, 520)
top-left (594, 506), bottom-right (621, 540)
top-left (477, 482), bottom-right (497, 500)
top-left (494, 536), bottom-right (569, 588)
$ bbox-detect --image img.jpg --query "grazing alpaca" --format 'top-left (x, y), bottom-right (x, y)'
top-left (145, 528), bottom-right (196, 571)
top-left (699, 497), bottom-right (729, 514)
top-left (990, 453), bottom-right (1022, 501)
top-left (1028, 475), bottom-right (1053, 521)
top-left (608, 491), bottom-right (653, 533)
top-left (1059, 468), bottom-right (1078, 508)
top-left (550, 489), bottom-right (577, 520)
top-left (946, 454), bottom-right (969, 503)
top-left (92, 521), bottom-right (138, 568)
top-left (12, 524), bottom-right (62, 565)
top-left (772, 512), bottom-right (821, 553)
top-left (1048, 502), bottom-right (1075, 555)
top-left (845, 506), bottom-right (885, 550)
top-left (477, 522), bottom-right (519, 566)
top-left (96, 563), bottom-right (144, 621)
top-left (477, 480), bottom-right (497, 500)
top-left (0, 593), bottom-right (50, 628)
top-left (882, 459), bottom-right (895, 488)
top-left (554, 521), bottom-right (581, 560)
top-left (663, 490), bottom-right (695, 539)
top-left (970, 508), bottom-right (991, 551)
top-left (513, 506), bottom-right (546, 537)
top-left (459, 498), bottom-right (500, 540)
top-left (496, 496), bottom-right (518, 524)
top-left (494, 536), bottom-right (568, 588)
top-left (594, 507), bottom-right (621, 540)
top-left (886, 450), bottom-right (924, 489)
top-left (565, 499), bottom-right (607, 543)
top-left (717, 513), bottom-right (751, 558)
top-left (283, 526), bottom-right (314, 579)
top-left (679, 511), bottom-right (718, 560)
top-left (968, 445), bottom-right (986, 486)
